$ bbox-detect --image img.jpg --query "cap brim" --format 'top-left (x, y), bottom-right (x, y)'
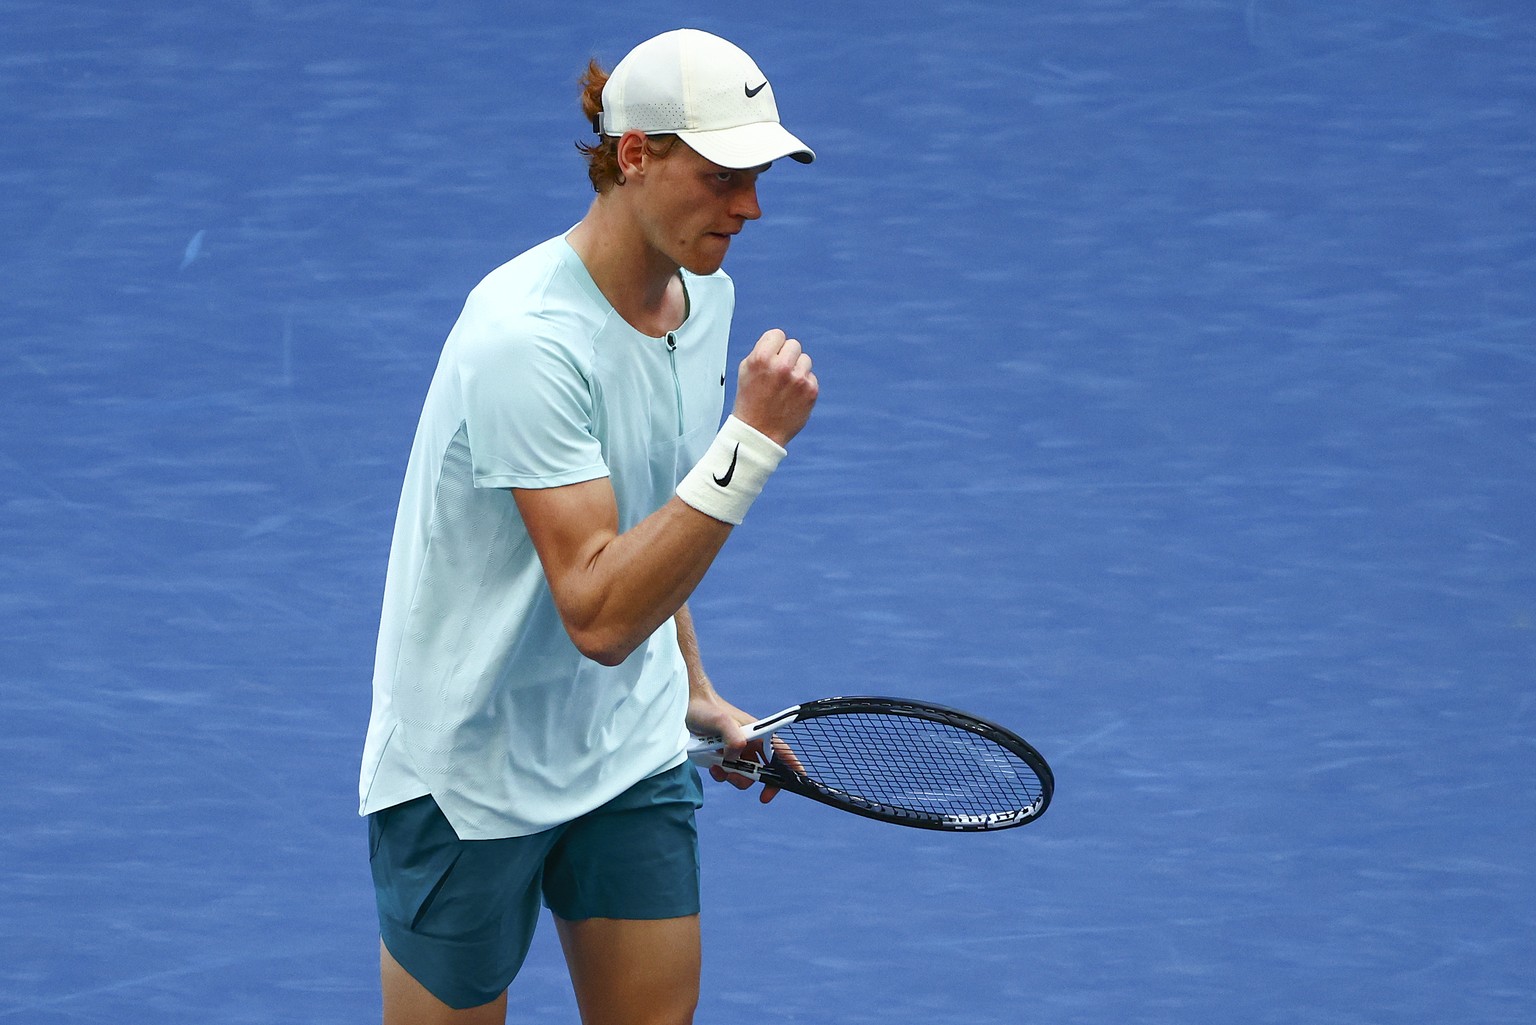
top-left (677, 121), bottom-right (815, 168)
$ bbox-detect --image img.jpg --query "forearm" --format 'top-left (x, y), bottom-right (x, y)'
top-left (516, 482), bottom-right (732, 666)
top-left (577, 502), bottom-right (733, 664)
top-left (678, 608), bottom-right (775, 799)
top-left (674, 603), bottom-right (714, 698)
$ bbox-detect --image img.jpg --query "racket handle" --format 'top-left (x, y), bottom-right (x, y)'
top-left (686, 742), bottom-right (723, 766)
top-left (685, 738), bottom-right (770, 767)
top-left (685, 706), bottom-right (796, 762)
top-left (700, 756), bottom-right (773, 782)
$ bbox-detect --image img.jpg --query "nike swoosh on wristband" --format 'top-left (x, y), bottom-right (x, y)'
top-left (712, 444), bottom-right (740, 487)
top-left (745, 81), bottom-right (767, 98)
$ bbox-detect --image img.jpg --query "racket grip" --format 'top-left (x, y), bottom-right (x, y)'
top-left (685, 705), bottom-right (799, 765)
top-left (711, 757), bottom-right (772, 781)
top-left (686, 740), bottom-right (723, 765)
top-left (686, 740), bottom-right (774, 779)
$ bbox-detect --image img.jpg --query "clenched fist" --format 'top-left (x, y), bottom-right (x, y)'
top-left (731, 329), bottom-right (818, 447)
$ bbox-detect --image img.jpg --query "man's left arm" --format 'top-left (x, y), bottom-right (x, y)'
top-left (676, 603), bottom-right (778, 803)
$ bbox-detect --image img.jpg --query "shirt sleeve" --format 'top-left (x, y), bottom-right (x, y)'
top-left (453, 313), bottom-right (609, 490)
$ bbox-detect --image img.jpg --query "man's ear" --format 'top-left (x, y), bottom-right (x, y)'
top-left (615, 130), bottom-right (649, 183)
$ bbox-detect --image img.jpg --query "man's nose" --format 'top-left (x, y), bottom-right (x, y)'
top-left (734, 181), bottom-right (762, 221)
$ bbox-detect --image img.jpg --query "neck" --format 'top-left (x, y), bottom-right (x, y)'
top-left (567, 195), bottom-right (686, 337)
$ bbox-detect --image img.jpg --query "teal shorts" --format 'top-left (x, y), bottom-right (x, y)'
top-left (368, 763), bottom-right (704, 1010)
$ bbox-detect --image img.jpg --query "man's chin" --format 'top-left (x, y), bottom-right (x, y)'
top-left (682, 235), bottom-right (734, 276)
top-left (683, 255), bottom-right (728, 276)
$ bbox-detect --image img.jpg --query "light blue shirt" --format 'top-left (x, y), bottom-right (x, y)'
top-left (359, 234), bottom-right (731, 839)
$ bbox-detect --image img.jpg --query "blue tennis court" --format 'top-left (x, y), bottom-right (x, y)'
top-left (3, 2), bottom-right (1531, 1021)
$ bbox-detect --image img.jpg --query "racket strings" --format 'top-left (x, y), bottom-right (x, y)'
top-left (774, 713), bottom-right (1044, 820)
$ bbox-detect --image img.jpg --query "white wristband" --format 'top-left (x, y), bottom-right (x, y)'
top-left (675, 415), bottom-right (787, 525)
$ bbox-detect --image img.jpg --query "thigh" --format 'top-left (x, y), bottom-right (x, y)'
top-left (381, 940), bottom-right (508, 1025)
top-left (555, 915), bottom-right (700, 1025)
top-left (542, 765), bottom-right (705, 1024)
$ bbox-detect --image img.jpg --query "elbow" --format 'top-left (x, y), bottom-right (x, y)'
top-left (582, 643), bottom-right (633, 668)
top-left (554, 589), bottom-right (650, 666)
top-left (568, 624), bottom-right (639, 667)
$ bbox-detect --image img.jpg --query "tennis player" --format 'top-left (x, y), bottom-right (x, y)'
top-left (358, 28), bottom-right (817, 1025)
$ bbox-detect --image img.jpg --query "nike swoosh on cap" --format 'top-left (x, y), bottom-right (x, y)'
top-left (745, 81), bottom-right (767, 98)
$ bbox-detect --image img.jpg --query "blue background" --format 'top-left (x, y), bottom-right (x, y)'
top-left (2, 1), bottom-right (1531, 1022)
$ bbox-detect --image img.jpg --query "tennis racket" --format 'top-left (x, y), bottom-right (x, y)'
top-left (688, 696), bottom-right (1052, 831)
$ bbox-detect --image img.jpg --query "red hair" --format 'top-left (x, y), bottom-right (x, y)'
top-left (575, 58), bottom-right (679, 193)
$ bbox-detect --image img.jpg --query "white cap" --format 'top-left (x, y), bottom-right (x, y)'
top-left (598, 29), bottom-right (815, 169)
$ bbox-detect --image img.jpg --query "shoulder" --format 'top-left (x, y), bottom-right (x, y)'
top-left (463, 236), bottom-right (596, 332)
top-left (451, 237), bottom-right (608, 371)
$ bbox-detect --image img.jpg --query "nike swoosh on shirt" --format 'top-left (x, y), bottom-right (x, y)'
top-left (713, 444), bottom-right (740, 487)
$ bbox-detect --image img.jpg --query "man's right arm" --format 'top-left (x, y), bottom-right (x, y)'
top-left (513, 328), bottom-right (817, 666)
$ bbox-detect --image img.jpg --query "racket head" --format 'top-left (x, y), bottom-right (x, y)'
top-left (733, 695), bottom-right (1053, 832)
